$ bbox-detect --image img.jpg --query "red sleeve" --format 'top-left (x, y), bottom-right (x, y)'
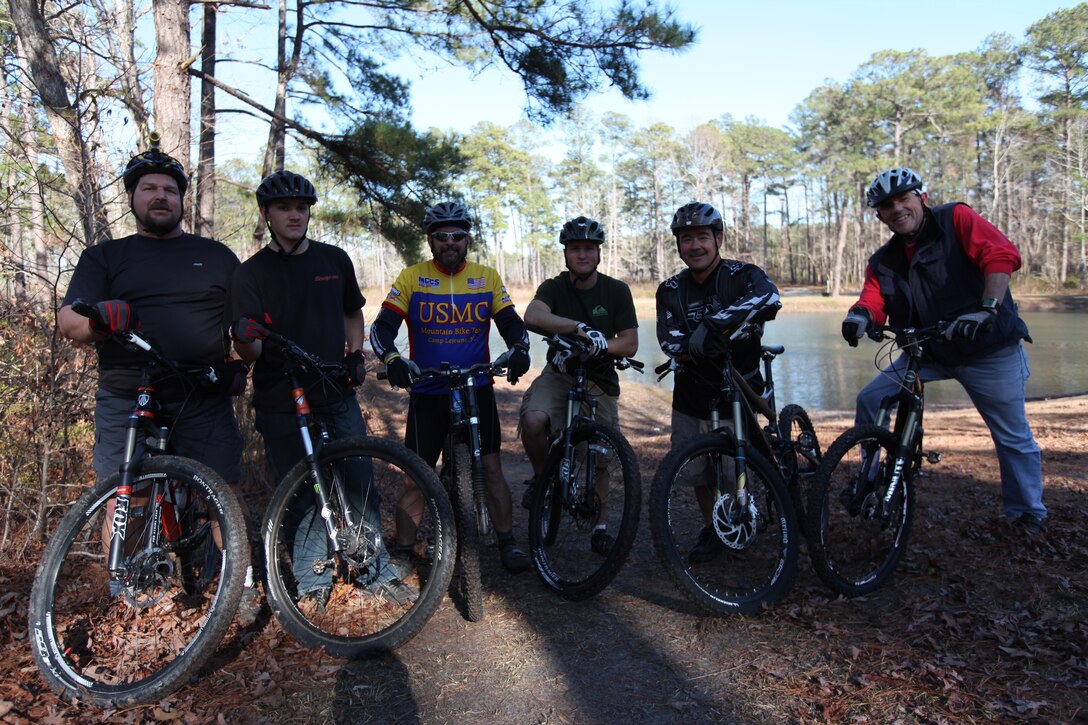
top-left (854, 265), bottom-right (887, 325)
top-left (952, 204), bottom-right (1021, 276)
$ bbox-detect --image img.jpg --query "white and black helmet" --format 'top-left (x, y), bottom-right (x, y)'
top-left (671, 202), bottom-right (724, 236)
top-left (423, 201), bottom-right (472, 233)
top-left (866, 167), bottom-right (924, 208)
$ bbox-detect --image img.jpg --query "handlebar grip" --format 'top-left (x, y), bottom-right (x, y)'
top-left (376, 371), bottom-right (388, 381)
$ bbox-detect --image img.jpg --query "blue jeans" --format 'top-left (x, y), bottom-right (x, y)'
top-left (855, 343), bottom-right (1045, 520)
top-left (255, 395), bottom-right (378, 594)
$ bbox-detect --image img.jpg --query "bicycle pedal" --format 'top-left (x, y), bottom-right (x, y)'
top-left (923, 450), bottom-right (941, 464)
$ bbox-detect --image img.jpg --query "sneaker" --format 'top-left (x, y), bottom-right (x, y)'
top-left (1012, 513), bottom-right (1046, 536)
top-left (688, 525), bottom-right (725, 564)
top-left (590, 529), bottom-right (614, 556)
top-left (364, 563), bottom-right (417, 606)
top-left (499, 541), bottom-right (531, 573)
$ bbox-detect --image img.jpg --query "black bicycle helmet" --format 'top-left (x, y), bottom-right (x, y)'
top-left (123, 132), bottom-right (188, 194)
top-left (559, 216), bottom-right (605, 245)
top-left (423, 201), bottom-right (472, 233)
top-left (671, 202), bottom-right (724, 235)
top-left (255, 170), bottom-right (318, 206)
top-left (866, 167), bottom-right (924, 207)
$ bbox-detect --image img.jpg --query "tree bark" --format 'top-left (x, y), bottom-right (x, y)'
top-left (196, 3), bottom-right (219, 239)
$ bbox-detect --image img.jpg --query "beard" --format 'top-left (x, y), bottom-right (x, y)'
top-left (134, 204), bottom-right (182, 235)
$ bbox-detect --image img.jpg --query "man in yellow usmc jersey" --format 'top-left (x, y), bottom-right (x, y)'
top-left (371, 201), bottom-right (532, 573)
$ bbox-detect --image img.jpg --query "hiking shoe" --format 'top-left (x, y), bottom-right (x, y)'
top-left (521, 478), bottom-right (536, 510)
top-left (590, 529), bottom-right (614, 556)
top-left (364, 563), bottom-right (417, 606)
top-left (236, 587), bottom-right (263, 627)
top-left (388, 546), bottom-right (417, 581)
top-left (303, 587), bottom-right (331, 612)
top-left (688, 525), bottom-right (725, 564)
top-left (1012, 513), bottom-right (1046, 536)
top-left (499, 542), bottom-right (531, 573)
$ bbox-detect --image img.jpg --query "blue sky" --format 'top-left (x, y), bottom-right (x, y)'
top-left (211, 0), bottom-right (1080, 159)
top-left (393, 0), bottom-right (1079, 133)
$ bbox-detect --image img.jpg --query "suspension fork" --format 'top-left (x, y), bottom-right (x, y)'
top-left (461, 376), bottom-right (492, 536)
top-left (290, 375), bottom-right (354, 550)
top-left (108, 384), bottom-right (160, 575)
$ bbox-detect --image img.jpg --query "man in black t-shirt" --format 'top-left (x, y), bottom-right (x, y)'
top-left (655, 202), bottom-right (780, 563)
top-left (231, 170), bottom-right (413, 605)
top-left (519, 216), bottom-right (638, 554)
top-left (58, 137), bottom-right (243, 486)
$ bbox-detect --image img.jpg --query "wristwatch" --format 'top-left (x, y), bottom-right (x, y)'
top-left (980, 297), bottom-right (999, 314)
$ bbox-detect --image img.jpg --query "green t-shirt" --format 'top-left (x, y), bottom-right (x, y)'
top-left (534, 272), bottom-right (638, 396)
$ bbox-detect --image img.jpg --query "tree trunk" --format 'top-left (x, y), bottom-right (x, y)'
top-left (153, 0), bottom-right (192, 177)
top-left (195, 3), bottom-right (218, 239)
top-left (8, 6), bottom-right (111, 246)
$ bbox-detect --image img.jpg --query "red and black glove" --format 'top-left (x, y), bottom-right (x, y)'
top-left (89, 299), bottom-right (134, 334)
top-left (343, 349), bottom-right (367, 386)
top-left (230, 313), bottom-right (271, 344)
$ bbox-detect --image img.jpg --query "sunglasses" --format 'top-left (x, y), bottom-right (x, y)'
top-left (431, 231), bottom-right (469, 242)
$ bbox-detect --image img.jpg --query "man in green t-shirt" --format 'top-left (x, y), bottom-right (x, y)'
top-left (518, 215), bottom-right (638, 554)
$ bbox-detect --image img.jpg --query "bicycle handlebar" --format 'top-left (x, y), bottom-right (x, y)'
top-left (537, 332), bottom-right (645, 373)
top-left (70, 298), bottom-right (220, 385)
top-left (264, 331), bottom-right (350, 381)
top-left (866, 321), bottom-right (949, 342)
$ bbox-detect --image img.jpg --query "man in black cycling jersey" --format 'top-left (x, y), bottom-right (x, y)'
top-left (58, 134), bottom-right (243, 489)
top-left (371, 201), bottom-right (533, 574)
top-left (230, 170), bottom-right (415, 606)
top-left (656, 202), bottom-right (781, 563)
top-left (518, 215), bottom-right (638, 554)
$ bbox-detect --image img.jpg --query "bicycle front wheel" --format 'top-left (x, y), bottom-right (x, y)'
top-left (449, 443), bottom-right (484, 622)
top-left (528, 422), bottom-right (641, 600)
top-left (263, 437), bottom-right (455, 657)
top-left (28, 456), bottom-right (248, 706)
top-left (806, 425), bottom-right (915, 597)
top-left (650, 433), bottom-right (798, 615)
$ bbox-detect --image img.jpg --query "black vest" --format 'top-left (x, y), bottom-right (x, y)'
top-left (868, 203), bottom-right (1028, 366)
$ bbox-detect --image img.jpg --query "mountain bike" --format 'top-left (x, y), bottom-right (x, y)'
top-left (524, 333), bottom-right (643, 600)
top-left (650, 326), bottom-right (805, 615)
top-left (28, 300), bottom-right (249, 705)
top-left (384, 352), bottom-right (517, 622)
top-left (806, 322), bottom-right (946, 597)
top-left (260, 333), bottom-right (455, 656)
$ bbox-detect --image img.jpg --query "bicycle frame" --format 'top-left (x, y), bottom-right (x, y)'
top-left (849, 324), bottom-right (944, 518)
top-left (267, 334), bottom-right (363, 560)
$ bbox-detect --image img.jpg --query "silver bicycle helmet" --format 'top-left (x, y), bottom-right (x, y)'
top-left (423, 201), bottom-right (472, 233)
top-left (866, 167), bottom-right (924, 207)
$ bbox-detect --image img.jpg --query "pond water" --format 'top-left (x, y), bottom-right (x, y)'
top-left (513, 310), bottom-right (1088, 412)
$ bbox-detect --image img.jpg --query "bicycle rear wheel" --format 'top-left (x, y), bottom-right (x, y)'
top-left (449, 443), bottom-right (484, 622)
top-left (806, 424), bottom-right (915, 597)
top-left (650, 433), bottom-right (798, 615)
top-left (263, 437), bottom-right (455, 656)
top-left (528, 422), bottom-right (641, 600)
top-left (28, 456), bottom-right (248, 705)
top-left (777, 404), bottom-right (821, 535)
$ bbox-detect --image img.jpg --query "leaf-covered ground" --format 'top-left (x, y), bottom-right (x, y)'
top-left (2, 375), bottom-right (1085, 724)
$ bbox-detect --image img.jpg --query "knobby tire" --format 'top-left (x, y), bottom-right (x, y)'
top-left (29, 457), bottom-right (248, 706)
top-left (806, 424), bottom-right (915, 597)
top-left (263, 437), bottom-right (455, 656)
top-left (650, 433), bottom-right (798, 615)
top-left (528, 422), bottom-right (641, 600)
